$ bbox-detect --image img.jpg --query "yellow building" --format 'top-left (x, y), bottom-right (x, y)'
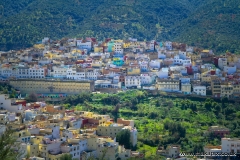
top-left (34, 121), bottom-right (51, 128)
top-left (44, 52), bottom-right (61, 59)
top-left (221, 84), bottom-right (233, 98)
top-left (97, 124), bottom-right (124, 138)
top-left (14, 129), bottom-right (31, 139)
top-left (9, 79), bottom-right (94, 94)
top-left (123, 42), bottom-right (130, 48)
top-left (91, 61), bottom-right (102, 68)
top-left (71, 49), bottom-right (82, 53)
top-left (211, 79), bottom-right (221, 97)
top-left (227, 54), bottom-right (238, 63)
top-left (114, 39), bottom-right (123, 43)
top-left (127, 68), bottom-right (141, 75)
top-left (233, 83), bottom-right (240, 94)
top-left (82, 111), bottom-right (94, 118)
top-left (34, 44), bottom-right (45, 49)
top-left (190, 54), bottom-right (201, 61)
top-left (181, 83), bottom-right (191, 94)
top-left (201, 75), bottom-right (212, 83)
top-left (38, 141), bottom-right (62, 160)
top-left (156, 79), bottom-right (180, 92)
top-left (94, 46), bottom-right (103, 53)
top-left (27, 143), bottom-right (39, 157)
top-left (202, 50), bottom-right (210, 53)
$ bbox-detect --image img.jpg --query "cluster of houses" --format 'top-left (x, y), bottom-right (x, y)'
top-left (0, 94), bottom-right (140, 160)
top-left (1, 37), bottom-right (240, 98)
top-left (0, 93), bottom-right (239, 160)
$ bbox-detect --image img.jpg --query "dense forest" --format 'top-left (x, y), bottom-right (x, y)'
top-left (0, 0), bottom-right (239, 53)
top-left (48, 90), bottom-right (240, 158)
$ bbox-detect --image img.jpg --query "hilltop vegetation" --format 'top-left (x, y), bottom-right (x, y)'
top-left (56, 90), bottom-right (240, 158)
top-left (0, 0), bottom-right (239, 53)
top-left (170, 0), bottom-right (240, 53)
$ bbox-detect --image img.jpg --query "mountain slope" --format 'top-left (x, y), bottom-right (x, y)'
top-left (0, 0), bottom-right (196, 50)
top-left (169, 0), bottom-right (240, 53)
top-left (0, 0), bottom-right (239, 54)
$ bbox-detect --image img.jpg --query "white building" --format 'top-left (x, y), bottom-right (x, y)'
top-left (149, 60), bottom-right (161, 69)
top-left (138, 61), bottom-right (149, 72)
top-left (193, 86), bottom-right (206, 96)
top-left (61, 143), bottom-right (80, 159)
top-left (50, 66), bottom-right (68, 78)
top-left (77, 41), bottom-right (92, 51)
top-left (218, 58), bottom-right (227, 69)
top-left (165, 41), bottom-right (172, 50)
top-left (186, 46), bottom-right (194, 53)
top-left (16, 66), bottom-right (46, 79)
top-left (38, 138), bottom-right (62, 159)
top-left (95, 80), bottom-right (121, 89)
top-left (125, 76), bottom-right (141, 88)
top-left (19, 54), bottom-right (33, 62)
top-left (158, 51), bottom-right (166, 59)
top-left (114, 42), bottom-right (124, 54)
top-left (24, 110), bottom-right (38, 121)
top-left (173, 55), bottom-right (181, 65)
top-left (221, 138), bottom-right (240, 154)
top-left (97, 124), bottom-right (137, 147)
top-left (38, 58), bottom-right (52, 65)
top-left (149, 40), bottom-right (155, 50)
top-left (42, 37), bottom-right (49, 44)
top-left (178, 51), bottom-right (187, 59)
top-left (85, 69), bottom-right (99, 80)
top-left (182, 59), bottom-right (192, 66)
top-left (158, 68), bottom-right (169, 79)
top-left (168, 145), bottom-right (180, 159)
top-left (179, 78), bottom-right (190, 83)
top-left (0, 94), bottom-right (23, 113)
top-left (181, 83), bottom-right (191, 95)
top-left (66, 68), bottom-right (98, 80)
top-left (126, 127), bottom-right (137, 147)
top-left (69, 119), bottom-right (82, 129)
top-left (224, 65), bottom-right (236, 74)
top-left (156, 79), bottom-right (180, 92)
top-left (192, 65), bottom-right (199, 72)
top-left (0, 67), bottom-right (12, 78)
top-left (140, 74), bottom-right (152, 85)
top-left (194, 73), bottom-right (201, 80)
top-left (66, 68), bottom-right (84, 80)
top-left (132, 47), bottom-right (144, 53)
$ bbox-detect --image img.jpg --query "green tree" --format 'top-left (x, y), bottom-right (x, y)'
top-left (60, 154), bottom-right (72, 160)
top-left (25, 93), bottom-right (38, 102)
top-left (116, 129), bottom-right (131, 149)
top-left (2, 88), bottom-right (8, 94)
top-left (0, 129), bottom-right (22, 160)
top-left (63, 103), bottom-right (71, 109)
top-left (75, 105), bottom-right (83, 111)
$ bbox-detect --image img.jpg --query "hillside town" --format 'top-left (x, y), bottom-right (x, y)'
top-left (0, 94), bottom-right (139, 160)
top-left (0, 37), bottom-right (240, 160)
top-left (0, 37), bottom-right (240, 99)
